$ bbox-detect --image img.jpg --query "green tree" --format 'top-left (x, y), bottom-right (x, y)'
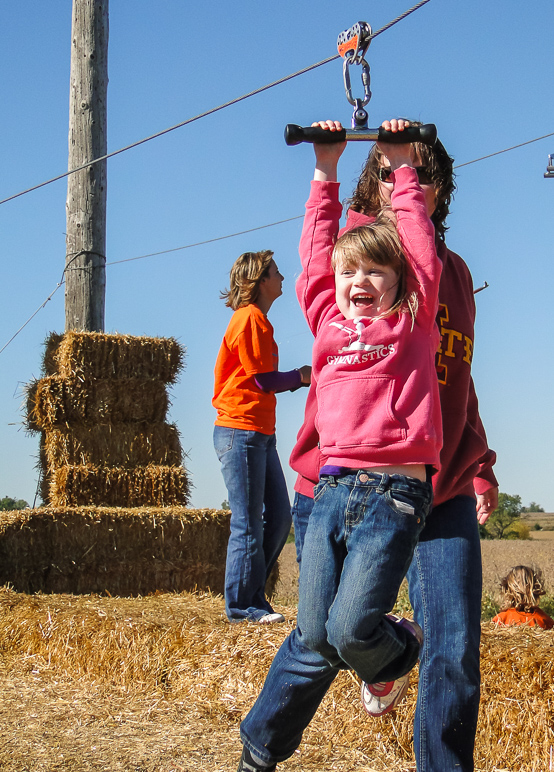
top-left (521, 501), bottom-right (545, 513)
top-left (478, 523), bottom-right (493, 540)
top-left (481, 492), bottom-right (522, 539)
top-left (0, 496), bottom-right (29, 511)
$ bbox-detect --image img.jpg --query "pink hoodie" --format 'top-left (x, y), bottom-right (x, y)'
top-left (291, 180), bottom-right (497, 506)
top-left (296, 168), bottom-right (442, 472)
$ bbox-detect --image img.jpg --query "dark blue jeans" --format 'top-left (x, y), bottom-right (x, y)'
top-left (213, 426), bottom-right (292, 622)
top-left (240, 493), bottom-right (481, 771)
top-left (298, 471), bottom-right (430, 682)
top-left (291, 490), bottom-right (313, 569)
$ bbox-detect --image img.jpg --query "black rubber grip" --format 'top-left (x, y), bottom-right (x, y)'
top-left (377, 124), bottom-right (437, 145)
top-left (285, 125), bottom-right (347, 146)
top-left (284, 123), bottom-right (437, 146)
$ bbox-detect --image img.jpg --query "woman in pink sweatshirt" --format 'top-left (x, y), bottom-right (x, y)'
top-left (237, 121), bottom-right (498, 772)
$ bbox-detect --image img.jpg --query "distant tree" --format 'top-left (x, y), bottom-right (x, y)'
top-left (506, 520), bottom-right (530, 540)
top-left (481, 492), bottom-right (523, 539)
top-left (478, 523), bottom-right (493, 540)
top-left (521, 501), bottom-right (545, 513)
top-left (0, 496), bottom-right (29, 511)
top-left (221, 500), bottom-right (231, 511)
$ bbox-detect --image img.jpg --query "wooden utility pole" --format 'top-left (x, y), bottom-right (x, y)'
top-left (65, 0), bottom-right (109, 332)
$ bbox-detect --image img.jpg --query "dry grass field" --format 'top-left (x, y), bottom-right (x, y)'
top-left (0, 530), bottom-right (553, 771)
top-left (275, 524), bottom-right (554, 610)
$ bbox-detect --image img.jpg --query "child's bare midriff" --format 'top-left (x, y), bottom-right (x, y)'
top-left (362, 464), bottom-right (427, 481)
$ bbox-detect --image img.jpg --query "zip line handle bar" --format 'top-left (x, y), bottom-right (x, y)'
top-left (285, 124), bottom-right (437, 147)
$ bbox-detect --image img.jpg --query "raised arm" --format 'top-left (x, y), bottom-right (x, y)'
top-left (296, 122), bottom-right (347, 334)
top-left (378, 120), bottom-right (441, 330)
top-left (311, 120), bottom-right (346, 182)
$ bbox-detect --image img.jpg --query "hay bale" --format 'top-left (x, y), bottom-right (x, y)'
top-left (26, 332), bottom-right (189, 509)
top-left (0, 507), bottom-right (229, 595)
top-left (49, 465), bottom-right (190, 507)
top-left (42, 331), bottom-right (64, 375)
top-left (42, 331), bottom-right (184, 383)
top-left (42, 423), bottom-right (182, 469)
top-left (27, 376), bottom-right (169, 429)
top-left (0, 507), bottom-right (280, 598)
top-left (476, 624), bottom-right (554, 769)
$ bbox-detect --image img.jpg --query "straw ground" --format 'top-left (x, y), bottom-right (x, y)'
top-left (0, 534), bottom-right (553, 772)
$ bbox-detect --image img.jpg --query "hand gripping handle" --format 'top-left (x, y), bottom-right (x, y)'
top-left (284, 123), bottom-right (437, 146)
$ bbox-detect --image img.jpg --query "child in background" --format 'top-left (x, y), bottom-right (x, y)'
top-left (493, 565), bottom-right (554, 629)
top-left (213, 250), bottom-right (310, 624)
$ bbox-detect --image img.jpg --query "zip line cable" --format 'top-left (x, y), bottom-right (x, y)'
top-left (0, 0), bottom-right (431, 208)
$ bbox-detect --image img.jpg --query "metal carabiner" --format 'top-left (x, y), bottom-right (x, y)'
top-left (343, 57), bottom-right (372, 128)
top-left (342, 57), bottom-right (372, 108)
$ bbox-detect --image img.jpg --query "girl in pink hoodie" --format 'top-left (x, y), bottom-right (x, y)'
top-left (290, 119), bottom-right (442, 718)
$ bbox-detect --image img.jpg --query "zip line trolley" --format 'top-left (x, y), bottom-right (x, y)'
top-left (285, 21), bottom-right (437, 148)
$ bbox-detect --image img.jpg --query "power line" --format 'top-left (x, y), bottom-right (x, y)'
top-left (0, 0), bottom-right (431, 208)
top-left (108, 129), bottom-right (554, 266)
top-left (2, 124), bottom-right (553, 357)
top-left (105, 215), bottom-right (304, 266)
top-left (454, 131), bottom-right (554, 169)
top-left (0, 215), bottom-right (305, 354)
top-left (0, 282), bottom-right (64, 356)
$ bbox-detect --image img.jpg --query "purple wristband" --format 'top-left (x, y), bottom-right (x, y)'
top-left (255, 369), bottom-right (302, 393)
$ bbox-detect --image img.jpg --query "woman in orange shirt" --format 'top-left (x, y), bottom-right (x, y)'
top-left (213, 250), bottom-right (310, 623)
top-left (493, 565), bottom-right (554, 629)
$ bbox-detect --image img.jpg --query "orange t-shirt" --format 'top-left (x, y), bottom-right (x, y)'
top-left (213, 304), bottom-right (278, 435)
top-left (492, 607), bottom-right (554, 630)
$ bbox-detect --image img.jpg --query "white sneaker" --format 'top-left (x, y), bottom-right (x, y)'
top-left (361, 615), bottom-right (422, 717)
top-left (362, 673), bottom-right (410, 716)
top-left (258, 612), bottom-right (285, 624)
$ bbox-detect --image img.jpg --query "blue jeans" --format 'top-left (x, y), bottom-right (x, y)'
top-left (291, 490), bottom-right (313, 569)
top-left (241, 493), bottom-right (481, 770)
top-left (213, 426), bottom-right (292, 622)
top-left (407, 496), bottom-right (482, 772)
top-left (298, 472), bottom-right (431, 682)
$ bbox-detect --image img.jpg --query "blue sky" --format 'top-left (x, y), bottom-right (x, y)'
top-left (1, 1), bottom-right (553, 512)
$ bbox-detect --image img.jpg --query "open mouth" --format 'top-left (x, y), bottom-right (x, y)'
top-left (352, 294), bottom-right (374, 307)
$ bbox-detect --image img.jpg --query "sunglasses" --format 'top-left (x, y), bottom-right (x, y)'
top-left (378, 166), bottom-right (434, 185)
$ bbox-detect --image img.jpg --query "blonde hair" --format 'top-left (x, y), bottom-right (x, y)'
top-left (499, 565), bottom-right (547, 612)
top-left (332, 217), bottom-right (418, 322)
top-left (220, 250), bottom-right (274, 310)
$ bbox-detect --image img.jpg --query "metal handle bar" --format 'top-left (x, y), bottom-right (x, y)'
top-left (284, 123), bottom-right (437, 147)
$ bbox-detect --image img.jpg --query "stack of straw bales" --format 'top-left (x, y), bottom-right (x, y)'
top-left (10, 331), bottom-right (279, 597)
top-left (27, 331), bottom-right (190, 507)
